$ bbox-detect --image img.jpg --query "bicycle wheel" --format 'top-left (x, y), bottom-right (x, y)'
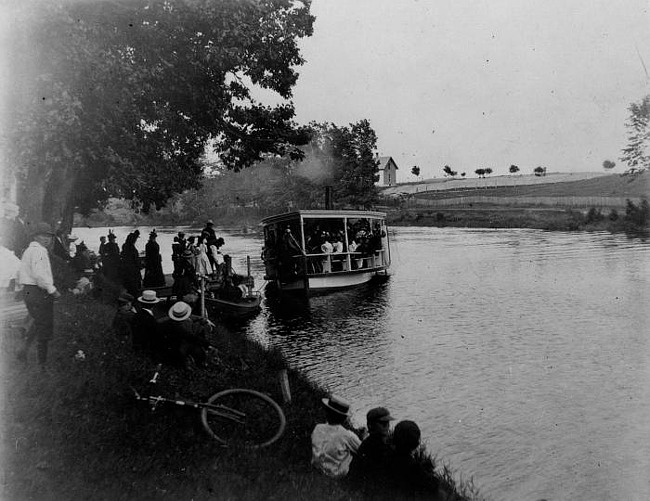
top-left (200, 389), bottom-right (286, 449)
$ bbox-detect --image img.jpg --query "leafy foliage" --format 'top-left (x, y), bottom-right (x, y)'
top-left (509, 164), bottom-right (520, 174)
top-left (602, 160), bottom-right (616, 170)
top-left (474, 169), bottom-right (485, 178)
top-left (2, 0), bottom-right (314, 228)
top-left (534, 166), bottom-right (546, 176)
top-left (443, 165), bottom-right (457, 177)
top-left (624, 198), bottom-right (650, 227)
top-left (411, 166), bottom-right (421, 177)
top-left (305, 120), bottom-right (380, 209)
top-left (620, 95), bottom-right (650, 174)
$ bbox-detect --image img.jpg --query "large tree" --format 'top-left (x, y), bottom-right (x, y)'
top-left (2, 0), bottom-right (314, 231)
top-left (306, 120), bottom-right (380, 209)
top-left (620, 95), bottom-right (650, 174)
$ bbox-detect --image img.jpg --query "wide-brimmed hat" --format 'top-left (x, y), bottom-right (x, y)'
top-left (107, 233), bottom-right (117, 240)
top-left (138, 290), bottom-right (161, 304)
top-left (168, 301), bottom-right (192, 322)
top-left (31, 222), bottom-right (55, 236)
top-left (321, 395), bottom-right (351, 416)
top-left (206, 220), bottom-right (214, 226)
top-left (367, 407), bottom-right (395, 423)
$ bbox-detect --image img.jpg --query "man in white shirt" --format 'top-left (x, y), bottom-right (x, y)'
top-left (17, 222), bottom-right (61, 367)
top-left (311, 395), bottom-right (363, 478)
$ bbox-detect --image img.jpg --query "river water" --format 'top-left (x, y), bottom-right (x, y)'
top-left (74, 225), bottom-right (650, 500)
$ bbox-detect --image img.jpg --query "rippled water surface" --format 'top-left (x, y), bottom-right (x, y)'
top-left (76, 225), bottom-right (650, 500)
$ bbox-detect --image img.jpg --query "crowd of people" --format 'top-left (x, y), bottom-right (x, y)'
top-left (311, 395), bottom-right (445, 499)
top-left (268, 219), bottom-right (387, 277)
top-left (92, 220), bottom-right (229, 300)
top-left (111, 290), bottom-right (214, 369)
top-left (0, 211), bottom-right (234, 368)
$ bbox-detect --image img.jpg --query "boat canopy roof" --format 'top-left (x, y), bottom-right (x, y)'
top-left (261, 210), bottom-right (387, 226)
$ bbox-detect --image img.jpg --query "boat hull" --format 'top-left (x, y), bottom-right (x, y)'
top-left (204, 295), bottom-right (262, 317)
top-left (275, 267), bottom-right (388, 293)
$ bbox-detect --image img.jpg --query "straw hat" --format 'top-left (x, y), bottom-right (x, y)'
top-left (138, 290), bottom-right (161, 304)
top-left (168, 301), bottom-right (192, 322)
top-left (321, 395), bottom-right (351, 416)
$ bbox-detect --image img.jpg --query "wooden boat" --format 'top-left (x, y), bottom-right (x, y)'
top-left (261, 209), bottom-right (391, 294)
top-left (204, 291), bottom-right (262, 318)
top-left (146, 255), bottom-right (263, 319)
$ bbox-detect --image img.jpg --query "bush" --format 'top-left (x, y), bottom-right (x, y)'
top-left (624, 199), bottom-right (650, 228)
top-left (585, 207), bottom-right (605, 224)
top-left (609, 209), bottom-right (619, 221)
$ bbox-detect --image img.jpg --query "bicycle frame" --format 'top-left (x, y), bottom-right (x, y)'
top-left (131, 366), bottom-right (251, 423)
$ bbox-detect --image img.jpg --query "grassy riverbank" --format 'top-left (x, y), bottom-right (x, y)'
top-left (1, 295), bottom-right (485, 500)
top-left (386, 201), bottom-right (650, 233)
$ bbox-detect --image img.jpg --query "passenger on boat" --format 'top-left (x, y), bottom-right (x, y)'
top-left (279, 227), bottom-right (303, 277)
top-left (320, 232), bottom-right (334, 273)
top-left (218, 275), bottom-right (247, 302)
top-left (209, 237), bottom-right (226, 279)
top-left (311, 395), bottom-right (362, 479)
top-left (331, 234), bottom-right (345, 271)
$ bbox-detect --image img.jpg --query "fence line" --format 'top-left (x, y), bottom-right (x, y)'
top-left (407, 196), bottom-right (643, 209)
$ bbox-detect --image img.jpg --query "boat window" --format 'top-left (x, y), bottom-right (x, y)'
top-left (303, 219), bottom-right (346, 254)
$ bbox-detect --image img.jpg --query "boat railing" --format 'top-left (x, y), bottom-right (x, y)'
top-left (296, 249), bottom-right (388, 274)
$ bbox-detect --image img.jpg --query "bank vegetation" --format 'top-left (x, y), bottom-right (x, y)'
top-left (1, 295), bottom-right (485, 501)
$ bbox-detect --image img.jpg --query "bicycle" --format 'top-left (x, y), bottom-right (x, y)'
top-left (131, 364), bottom-right (286, 449)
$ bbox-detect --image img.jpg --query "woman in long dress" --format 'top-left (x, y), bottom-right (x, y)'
top-left (143, 230), bottom-right (166, 288)
top-left (120, 232), bottom-right (142, 297)
top-left (195, 236), bottom-right (212, 277)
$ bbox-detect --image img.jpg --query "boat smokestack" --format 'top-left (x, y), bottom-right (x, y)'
top-left (325, 186), bottom-right (333, 210)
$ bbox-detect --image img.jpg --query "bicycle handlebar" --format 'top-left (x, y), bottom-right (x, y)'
top-left (149, 363), bottom-right (163, 384)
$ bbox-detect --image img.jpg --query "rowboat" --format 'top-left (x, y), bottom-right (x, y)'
top-left (261, 209), bottom-right (391, 294)
top-left (204, 292), bottom-right (262, 318)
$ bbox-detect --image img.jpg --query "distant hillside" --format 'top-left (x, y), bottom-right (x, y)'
top-left (383, 172), bottom-right (648, 200)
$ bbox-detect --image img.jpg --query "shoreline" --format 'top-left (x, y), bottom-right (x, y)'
top-left (1, 294), bottom-right (485, 500)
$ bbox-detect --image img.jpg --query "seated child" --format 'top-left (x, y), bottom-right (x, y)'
top-left (311, 395), bottom-right (362, 479)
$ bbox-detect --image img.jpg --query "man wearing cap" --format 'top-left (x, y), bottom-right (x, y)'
top-left (17, 222), bottom-right (61, 367)
top-left (111, 292), bottom-right (137, 338)
top-left (351, 406), bottom-right (396, 480)
top-left (311, 395), bottom-right (362, 479)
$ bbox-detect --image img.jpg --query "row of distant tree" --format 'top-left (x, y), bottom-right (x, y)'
top-left (410, 161), bottom-right (622, 180)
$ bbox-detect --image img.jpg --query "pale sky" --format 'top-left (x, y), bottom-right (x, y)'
top-left (285, 0), bottom-right (650, 181)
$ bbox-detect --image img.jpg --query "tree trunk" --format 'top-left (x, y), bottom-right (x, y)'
top-left (19, 162), bottom-right (77, 235)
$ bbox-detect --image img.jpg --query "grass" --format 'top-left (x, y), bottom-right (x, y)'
top-left (1, 294), bottom-right (486, 501)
